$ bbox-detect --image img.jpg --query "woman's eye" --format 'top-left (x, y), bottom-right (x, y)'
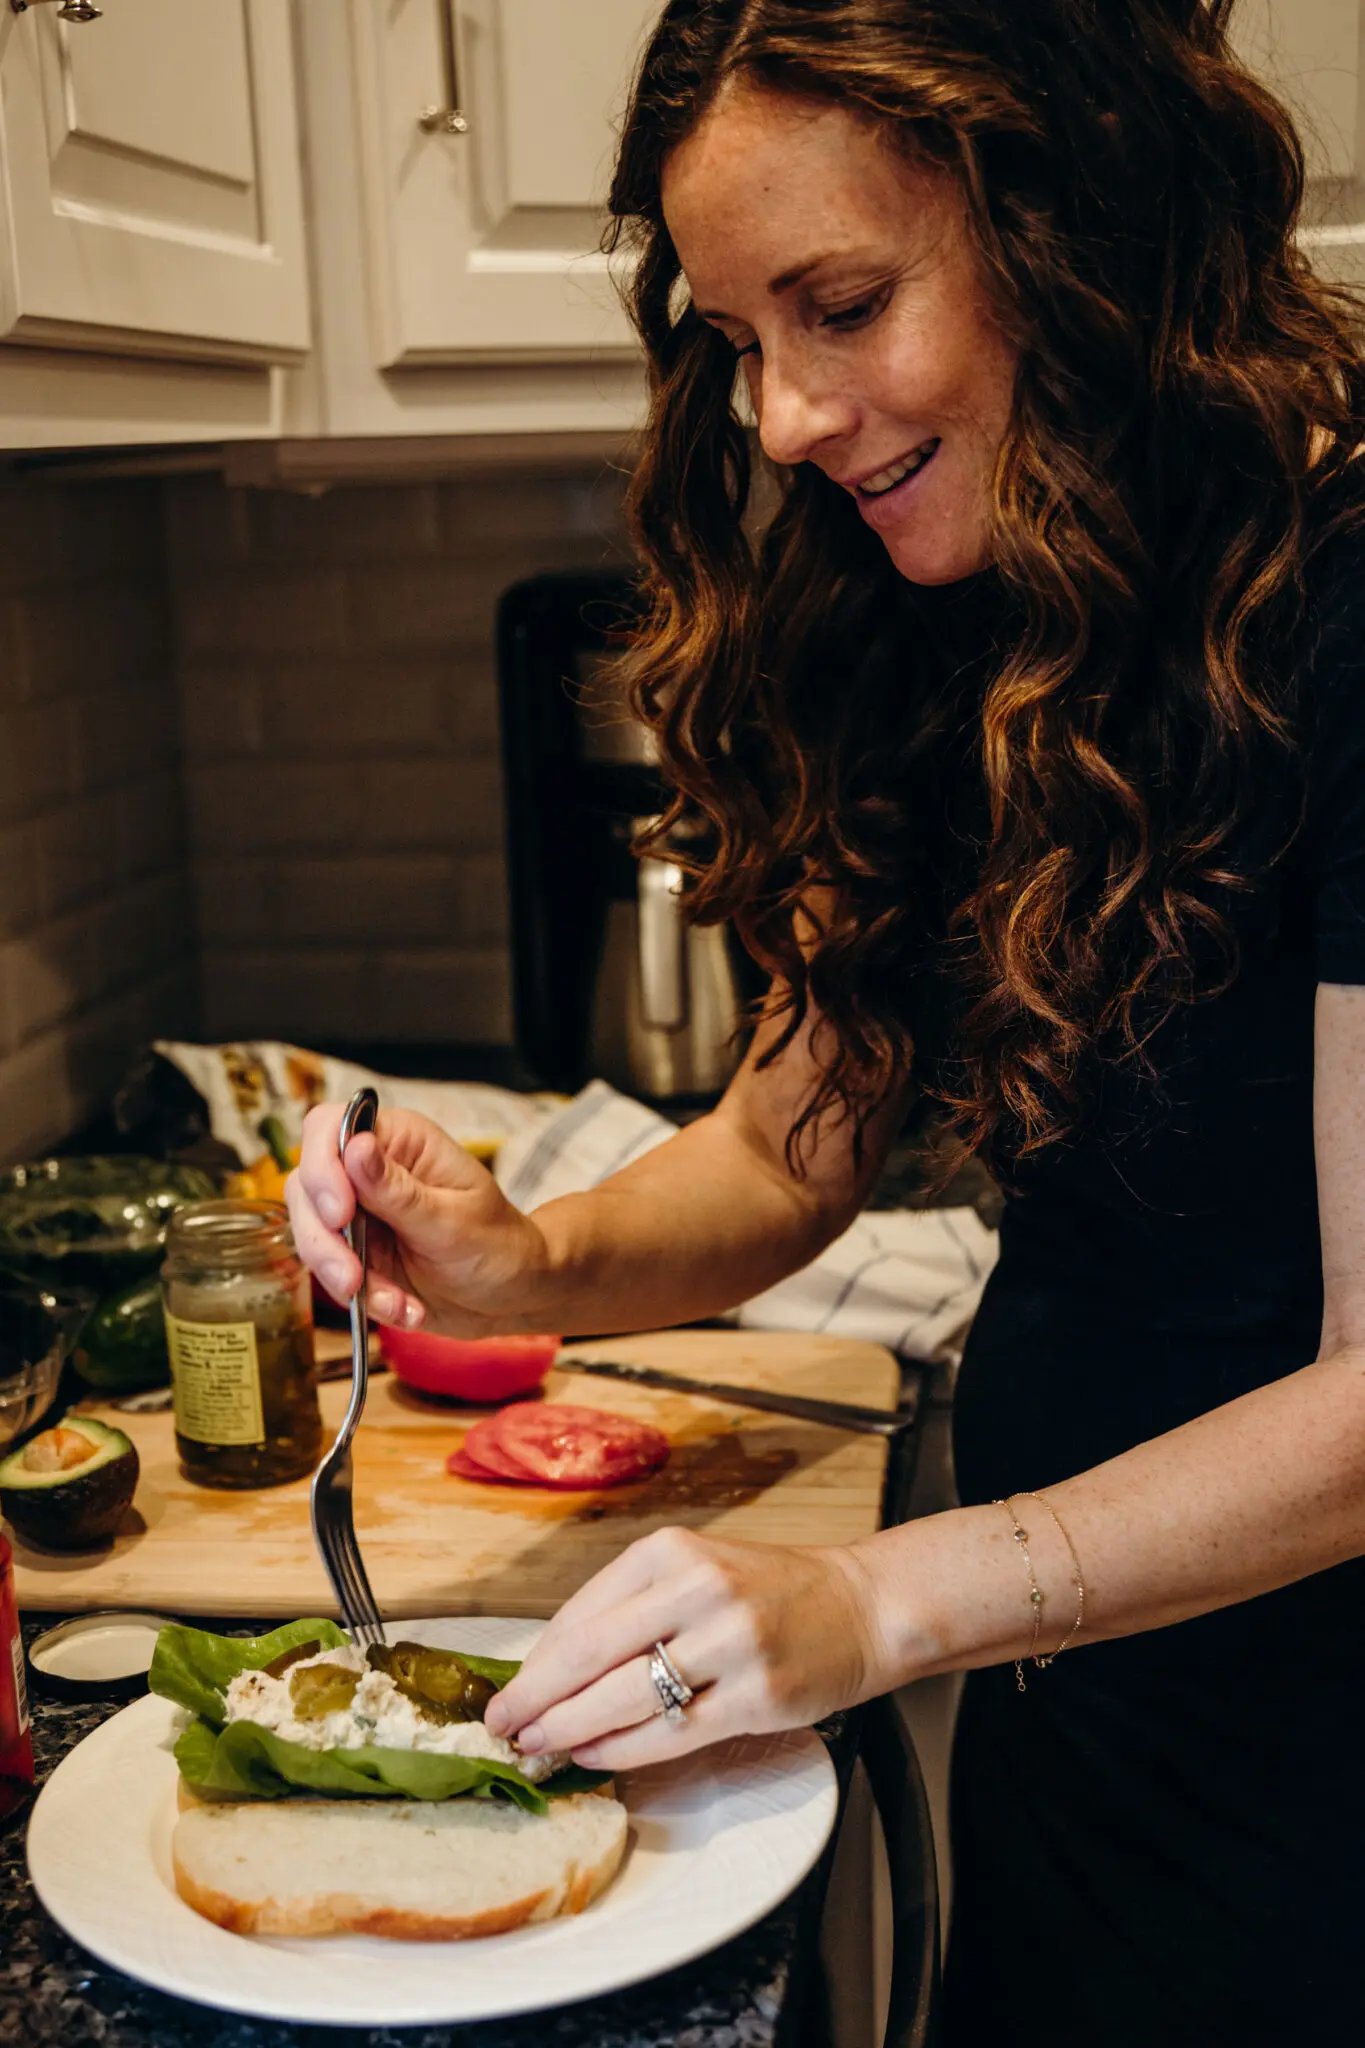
top-left (819, 290), bottom-right (889, 332)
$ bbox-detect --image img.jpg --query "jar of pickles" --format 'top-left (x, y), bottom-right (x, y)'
top-left (161, 1200), bottom-right (322, 1488)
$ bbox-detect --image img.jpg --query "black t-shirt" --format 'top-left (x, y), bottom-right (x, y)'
top-left (937, 522), bottom-right (1365, 2042)
top-left (893, 526), bottom-right (1365, 1511)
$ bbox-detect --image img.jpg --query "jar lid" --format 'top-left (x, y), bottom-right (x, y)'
top-left (27, 1610), bottom-right (174, 1702)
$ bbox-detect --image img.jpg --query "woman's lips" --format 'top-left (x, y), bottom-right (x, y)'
top-left (853, 440), bottom-right (942, 530)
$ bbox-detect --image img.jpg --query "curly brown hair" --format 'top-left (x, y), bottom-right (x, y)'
top-left (607, 0), bottom-right (1365, 1172)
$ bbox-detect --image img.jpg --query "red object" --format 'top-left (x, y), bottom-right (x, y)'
top-left (446, 1447), bottom-right (528, 1486)
top-left (488, 1402), bottom-right (670, 1489)
top-left (450, 1416), bottom-right (544, 1482)
top-left (0, 1532), bottom-right (34, 1823)
top-left (380, 1329), bottom-right (559, 1404)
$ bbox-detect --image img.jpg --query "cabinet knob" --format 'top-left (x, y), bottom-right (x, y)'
top-left (418, 106), bottom-right (470, 136)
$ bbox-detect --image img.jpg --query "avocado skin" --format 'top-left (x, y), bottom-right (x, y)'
top-left (0, 1426), bottom-right (139, 1550)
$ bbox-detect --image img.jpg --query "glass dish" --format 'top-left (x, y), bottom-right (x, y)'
top-left (0, 1284), bottom-right (93, 1450)
top-left (0, 1157), bottom-right (216, 1294)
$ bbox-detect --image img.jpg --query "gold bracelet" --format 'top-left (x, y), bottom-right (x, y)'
top-left (994, 1496), bottom-right (1045, 1691)
top-left (1015, 1490), bottom-right (1086, 1664)
top-left (994, 1493), bottom-right (1086, 1690)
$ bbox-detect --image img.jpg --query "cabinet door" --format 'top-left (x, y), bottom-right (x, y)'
top-left (0, 0), bottom-right (309, 364)
top-left (352, 0), bottom-right (658, 363)
top-left (1232, 0), bottom-right (1365, 288)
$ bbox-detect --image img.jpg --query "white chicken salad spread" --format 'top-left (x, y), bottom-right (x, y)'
top-left (224, 1644), bottom-right (569, 1784)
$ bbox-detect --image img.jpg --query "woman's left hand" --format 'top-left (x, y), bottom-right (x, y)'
top-left (484, 1527), bottom-right (889, 1771)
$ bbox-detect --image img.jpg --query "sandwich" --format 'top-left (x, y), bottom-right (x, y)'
top-left (150, 1619), bottom-right (627, 1940)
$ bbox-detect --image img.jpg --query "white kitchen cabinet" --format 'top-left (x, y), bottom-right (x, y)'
top-left (292, 0), bottom-right (649, 440)
top-left (0, 0), bottom-right (309, 447)
top-left (350, 0), bottom-right (656, 364)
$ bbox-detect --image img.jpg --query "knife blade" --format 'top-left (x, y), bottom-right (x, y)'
top-left (557, 1356), bottom-right (920, 1437)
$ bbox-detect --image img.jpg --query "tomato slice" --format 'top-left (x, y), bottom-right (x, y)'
top-left (487, 1402), bottom-right (670, 1488)
top-left (455, 1416), bottom-right (539, 1481)
top-left (446, 1447), bottom-right (528, 1486)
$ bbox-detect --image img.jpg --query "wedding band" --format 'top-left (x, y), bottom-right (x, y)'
top-left (649, 1641), bottom-right (694, 1723)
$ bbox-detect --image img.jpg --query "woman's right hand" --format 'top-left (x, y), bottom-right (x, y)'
top-left (285, 1103), bottom-right (552, 1334)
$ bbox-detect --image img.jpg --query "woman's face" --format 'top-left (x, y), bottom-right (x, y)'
top-left (662, 86), bottom-right (1019, 586)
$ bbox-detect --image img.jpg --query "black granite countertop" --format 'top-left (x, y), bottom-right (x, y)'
top-left (1, 1615), bottom-right (855, 2048)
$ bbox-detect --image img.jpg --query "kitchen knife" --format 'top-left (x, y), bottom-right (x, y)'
top-left (557, 1356), bottom-right (920, 1437)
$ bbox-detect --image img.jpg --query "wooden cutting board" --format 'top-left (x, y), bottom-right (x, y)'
top-left (7, 1329), bottom-right (900, 1621)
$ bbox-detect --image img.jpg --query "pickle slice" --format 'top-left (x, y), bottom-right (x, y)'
top-left (365, 1641), bottom-right (498, 1724)
top-left (289, 1660), bottom-right (362, 1720)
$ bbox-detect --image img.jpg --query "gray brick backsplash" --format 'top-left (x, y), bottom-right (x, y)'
top-left (172, 469), bottom-right (628, 1049)
top-left (255, 483), bottom-right (442, 562)
top-left (0, 463), bottom-right (630, 1158)
top-left (0, 475), bottom-right (188, 1163)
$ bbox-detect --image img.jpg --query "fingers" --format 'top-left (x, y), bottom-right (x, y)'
top-left (569, 1684), bottom-right (733, 1773)
top-left (285, 1155), bottom-right (360, 1307)
top-left (489, 1574), bottom-right (688, 1739)
top-left (514, 1635), bottom-right (712, 1759)
top-left (486, 1531), bottom-right (703, 1737)
top-left (296, 1102), bottom-right (355, 1232)
top-left (287, 1110), bottom-right (426, 1326)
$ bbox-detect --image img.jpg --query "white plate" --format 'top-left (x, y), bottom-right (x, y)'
top-left (26, 1615), bottom-right (838, 2028)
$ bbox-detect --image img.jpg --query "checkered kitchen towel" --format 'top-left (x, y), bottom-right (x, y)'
top-left (495, 1081), bottom-right (998, 1365)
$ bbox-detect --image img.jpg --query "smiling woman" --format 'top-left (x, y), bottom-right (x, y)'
top-left (662, 97), bottom-right (1015, 586)
top-left (286, 6), bottom-right (1365, 2043)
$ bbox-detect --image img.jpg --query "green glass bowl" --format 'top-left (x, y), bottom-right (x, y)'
top-left (0, 1156), bottom-right (216, 1295)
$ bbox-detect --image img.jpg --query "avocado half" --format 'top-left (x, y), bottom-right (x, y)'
top-left (0, 1416), bottom-right (139, 1550)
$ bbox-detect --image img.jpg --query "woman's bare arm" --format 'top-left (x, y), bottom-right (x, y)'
top-left (526, 1001), bottom-right (911, 1336)
top-left (289, 989), bottom-right (912, 1340)
top-left (488, 985), bottom-right (1365, 1770)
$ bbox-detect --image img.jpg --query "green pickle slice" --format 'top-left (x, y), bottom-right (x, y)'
top-left (366, 1642), bottom-right (498, 1724)
top-left (289, 1660), bottom-right (362, 1720)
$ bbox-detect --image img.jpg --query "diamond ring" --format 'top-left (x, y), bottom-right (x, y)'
top-left (649, 1641), bottom-right (694, 1723)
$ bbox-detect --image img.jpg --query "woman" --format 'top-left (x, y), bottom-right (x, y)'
top-left (289, 2), bottom-right (1365, 2038)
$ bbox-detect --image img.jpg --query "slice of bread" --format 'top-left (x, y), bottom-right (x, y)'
top-left (171, 1790), bottom-right (629, 1940)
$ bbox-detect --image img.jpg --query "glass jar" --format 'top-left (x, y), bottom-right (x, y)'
top-left (0, 1531), bottom-right (34, 1822)
top-left (161, 1200), bottom-right (322, 1489)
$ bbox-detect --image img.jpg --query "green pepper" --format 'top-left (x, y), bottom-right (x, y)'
top-left (72, 1275), bottom-right (170, 1391)
top-left (257, 1116), bottom-right (294, 1172)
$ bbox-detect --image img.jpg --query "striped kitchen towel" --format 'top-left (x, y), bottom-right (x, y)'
top-left (495, 1080), bottom-right (998, 1365)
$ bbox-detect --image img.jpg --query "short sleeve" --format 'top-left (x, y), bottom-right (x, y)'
top-left (1308, 543), bottom-right (1365, 984)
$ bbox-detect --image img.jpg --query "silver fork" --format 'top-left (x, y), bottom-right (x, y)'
top-left (309, 1086), bottom-right (386, 1648)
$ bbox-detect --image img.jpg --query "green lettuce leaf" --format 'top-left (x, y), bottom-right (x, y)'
top-left (150, 1619), bottom-right (348, 1727)
top-left (173, 1717), bottom-right (551, 1811)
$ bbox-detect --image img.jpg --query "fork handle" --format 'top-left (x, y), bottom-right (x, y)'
top-left (339, 1087), bottom-right (379, 1438)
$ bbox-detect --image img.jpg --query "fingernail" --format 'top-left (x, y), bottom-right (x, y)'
top-left (516, 1722), bottom-right (545, 1754)
top-left (402, 1299), bottom-right (425, 1330)
top-left (317, 1191), bottom-right (343, 1228)
top-left (322, 1259), bottom-right (351, 1299)
top-left (484, 1701), bottom-right (509, 1735)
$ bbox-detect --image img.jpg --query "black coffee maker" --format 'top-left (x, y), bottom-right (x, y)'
top-left (497, 573), bottom-right (750, 1105)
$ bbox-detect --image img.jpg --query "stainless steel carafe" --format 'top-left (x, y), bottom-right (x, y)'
top-left (586, 816), bottom-right (744, 1101)
top-left (498, 571), bottom-right (751, 1104)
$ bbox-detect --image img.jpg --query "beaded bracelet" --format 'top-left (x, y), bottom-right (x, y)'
top-left (994, 1491), bottom-right (1086, 1691)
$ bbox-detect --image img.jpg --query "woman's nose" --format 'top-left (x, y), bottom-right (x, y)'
top-left (754, 352), bottom-right (857, 470)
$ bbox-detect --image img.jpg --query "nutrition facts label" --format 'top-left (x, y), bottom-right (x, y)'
top-left (165, 1314), bottom-right (267, 1446)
